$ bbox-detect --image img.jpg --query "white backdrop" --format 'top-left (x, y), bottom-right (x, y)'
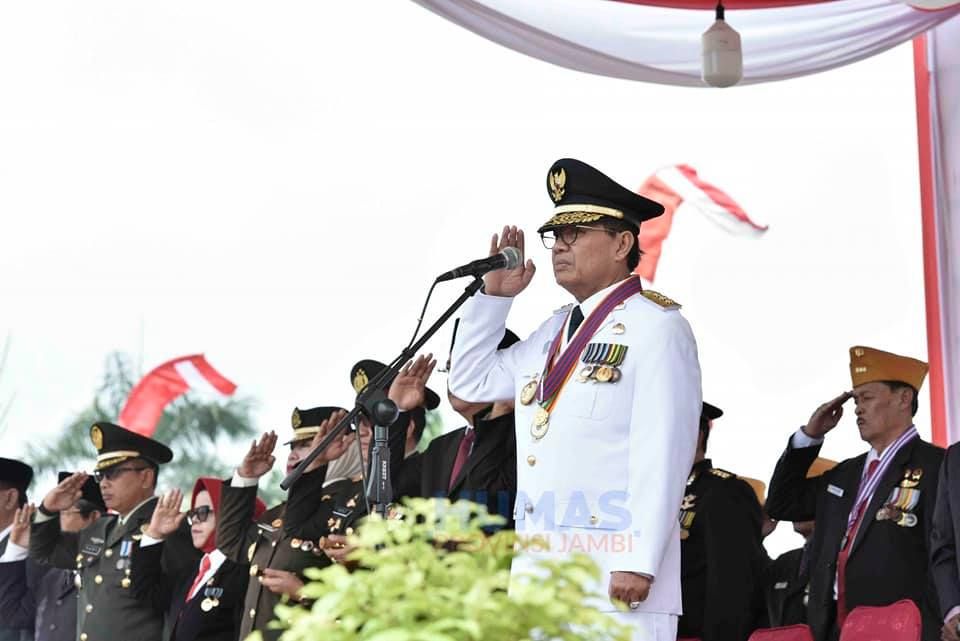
top-left (0, 1), bottom-right (927, 556)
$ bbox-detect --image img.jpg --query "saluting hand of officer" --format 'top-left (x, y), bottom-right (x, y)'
top-left (802, 391), bottom-right (854, 439)
top-left (145, 488), bottom-right (187, 540)
top-left (390, 353), bottom-right (436, 411)
top-left (11, 503), bottom-right (35, 547)
top-left (305, 409), bottom-right (352, 473)
top-left (42, 471), bottom-right (89, 513)
top-left (483, 225), bottom-right (536, 298)
top-left (239, 431), bottom-right (278, 479)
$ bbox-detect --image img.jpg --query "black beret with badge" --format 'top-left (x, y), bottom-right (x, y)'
top-left (0, 457), bottom-right (33, 492)
top-left (350, 359), bottom-right (441, 410)
top-left (288, 406), bottom-right (348, 445)
top-left (89, 422), bottom-right (173, 471)
top-left (539, 158), bottom-right (665, 233)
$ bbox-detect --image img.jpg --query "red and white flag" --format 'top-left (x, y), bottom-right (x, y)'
top-left (636, 164), bottom-right (768, 282)
top-left (118, 354), bottom-right (237, 437)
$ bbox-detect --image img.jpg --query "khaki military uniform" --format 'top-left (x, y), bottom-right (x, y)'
top-left (29, 497), bottom-right (199, 641)
top-left (217, 471), bottom-right (365, 641)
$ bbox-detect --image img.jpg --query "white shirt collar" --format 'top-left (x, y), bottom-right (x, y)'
top-left (560, 276), bottom-right (631, 349)
top-left (188, 549), bottom-right (227, 601)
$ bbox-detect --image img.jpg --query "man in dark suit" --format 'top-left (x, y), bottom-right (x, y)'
top-left (392, 326), bottom-right (519, 527)
top-left (766, 346), bottom-right (943, 641)
top-left (677, 402), bottom-right (766, 641)
top-left (30, 422), bottom-right (201, 641)
top-left (930, 440), bottom-right (960, 641)
top-left (0, 457), bottom-right (33, 641)
top-left (0, 472), bottom-right (105, 641)
top-left (763, 518), bottom-right (816, 628)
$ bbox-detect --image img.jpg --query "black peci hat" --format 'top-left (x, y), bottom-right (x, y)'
top-left (702, 402), bottom-right (724, 421)
top-left (0, 458), bottom-right (33, 493)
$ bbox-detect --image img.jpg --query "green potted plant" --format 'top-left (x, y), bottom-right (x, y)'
top-left (258, 498), bottom-right (631, 641)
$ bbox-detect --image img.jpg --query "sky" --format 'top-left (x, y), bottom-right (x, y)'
top-left (0, 1), bottom-right (927, 555)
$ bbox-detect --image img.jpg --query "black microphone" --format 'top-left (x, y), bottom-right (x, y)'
top-left (436, 247), bottom-right (522, 282)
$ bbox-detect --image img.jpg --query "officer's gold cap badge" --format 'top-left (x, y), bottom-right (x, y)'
top-left (291, 409), bottom-right (302, 428)
top-left (90, 425), bottom-right (103, 450)
top-left (548, 168), bottom-right (566, 203)
top-left (352, 368), bottom-right (369, 394)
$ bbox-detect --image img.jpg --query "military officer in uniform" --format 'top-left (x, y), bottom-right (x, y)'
top-left (766, 346), bottom-right (943, 641)
top-left (678, 402), bottom-right (765, 641)
top-left (216, 407), bottom-right (365, 641)
top-left (448, 158), bottom-right (702, 640)
top-left (0, 472), bottom-right (105, 641)
top-left (29, 423), bottom-right (201, 641)
top-left (0, 457), bottom-right (34, 641)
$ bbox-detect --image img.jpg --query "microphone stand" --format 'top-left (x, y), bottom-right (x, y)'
top-left (281, 276), bottom-right (487, 518)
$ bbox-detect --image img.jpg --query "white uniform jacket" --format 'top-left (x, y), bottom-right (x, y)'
top-left (448, 285), bottom-right (701, 615)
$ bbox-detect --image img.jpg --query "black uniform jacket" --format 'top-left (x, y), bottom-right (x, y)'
top-left (677, 459), bottom-right (766, 641)
top-left (766, 434), bottom-right (943, 641)
top-left (395, 410), bottom-right (516, 527)
top-left (763, 546), bottom-right (810, 628)
top-left (930, 442), bottom-right (960, 619)
top-left (0, 556), bottom-right (77, 641)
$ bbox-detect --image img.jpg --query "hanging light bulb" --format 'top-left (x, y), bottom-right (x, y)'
top-left (701, 1), bottom-right (742, 88)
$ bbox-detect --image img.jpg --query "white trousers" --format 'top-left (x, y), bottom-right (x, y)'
top-left (606, 612), bottom-right (678, 641)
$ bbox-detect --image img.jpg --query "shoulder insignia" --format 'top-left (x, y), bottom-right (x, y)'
top-left (709, 468), bottom-right (733, 480)
top-left (553, 303), bottom-right (574, 315)
top-left (640, 290), bottom-right (680, 310)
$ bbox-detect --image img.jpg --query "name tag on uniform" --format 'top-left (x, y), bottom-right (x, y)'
top-left (81, 543), bottom-right (102, 557)
top-left (774, 581), bottom-right (789, 590)
top-left (827, 484), bottom-right (844, 497)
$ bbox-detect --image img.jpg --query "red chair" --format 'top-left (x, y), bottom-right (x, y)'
top-left (839, 599), bottom-right (921, 641)
top-left (747, 625), bottom-right (815, 641)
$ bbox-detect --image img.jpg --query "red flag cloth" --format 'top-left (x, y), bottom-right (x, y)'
top-left (118, 354), bottom-right (236, 437)
top-left (634, 165), bottom-right (768, 282)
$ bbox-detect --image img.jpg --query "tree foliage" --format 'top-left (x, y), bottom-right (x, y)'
top-left (26, 352), bottom-right (282, 502)
top-left (263, 499), bottom-right (630, 641)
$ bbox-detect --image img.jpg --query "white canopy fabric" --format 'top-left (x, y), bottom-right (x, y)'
top-left (412, 0), bottom-right (960, 87)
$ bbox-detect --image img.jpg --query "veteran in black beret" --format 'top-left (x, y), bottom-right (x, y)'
top-left (677, 403), bottom-right (766, 641)
top-left (29, 423), bottom-right (201, 641)
top-left (216, 406), bottom-right (365, 641)
top-left (0, 472), bottom-right (105, 641)
top-left (448, 158), bottom-right (702, 639)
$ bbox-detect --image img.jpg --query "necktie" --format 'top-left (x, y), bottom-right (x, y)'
top-left (567, 305), bottom-right (584, 341)
top-left (186, 553), bottom-right (211, 602)
top-left (448, 429), bottom-right (476, 493)
top-left (836, 458), bottom-right (880, 626)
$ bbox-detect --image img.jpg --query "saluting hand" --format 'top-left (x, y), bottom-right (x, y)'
top-left (306, 410), bottom-right (351, 472)
top-left (145, 488), bottom-right (186, 540)
top-left (803, 391), bottom-right (853, 439)
top-left (238, 431), bottom-right (278, 479)
top-left (482, 226), bottom-right (536, 298)
top-left (389, 353), bottom-right (436, 411)
top-left (42, 472), bottom-right (88, 513)
top-left (10, 504), bottom-right (35, 548)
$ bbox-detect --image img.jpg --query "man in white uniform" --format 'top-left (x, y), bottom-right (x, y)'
top-left (449, 158), bottom-right (702, 640)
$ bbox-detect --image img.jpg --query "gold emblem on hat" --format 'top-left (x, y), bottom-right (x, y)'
top-left (292, 409), bottom-right (302, 428)
top-left (353, 368), bottom-right (369, 394)
top-left (520, 380), bottom-right (538, 405)
top-left (90, 425), bottom-right (103, 450)
top-left (548, 168), bottom-right (566, 203)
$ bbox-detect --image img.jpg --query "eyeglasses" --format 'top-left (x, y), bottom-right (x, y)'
top-left (539, 225), bottom-right (610, 249)
top-left (187, 506), bottom-right (213, 525)
top-left (93, 466), bottom-right (148, 483)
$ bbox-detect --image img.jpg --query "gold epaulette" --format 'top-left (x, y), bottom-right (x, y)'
top-left (709, 468), bottom-right (733, 480)
top-left (640, 290), bottom-right (681, 310)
